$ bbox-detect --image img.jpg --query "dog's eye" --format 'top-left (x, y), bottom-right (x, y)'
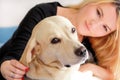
top-left (51, 38), bottom-right (61, 44)
top-left (71, 28), bottom-right (76, 33)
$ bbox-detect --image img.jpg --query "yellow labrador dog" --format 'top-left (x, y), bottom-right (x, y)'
top-left (20, 16), bottom-right (100, 80)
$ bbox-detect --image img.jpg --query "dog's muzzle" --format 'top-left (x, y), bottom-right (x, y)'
top-left (65, 46), bottom-right (88, 68)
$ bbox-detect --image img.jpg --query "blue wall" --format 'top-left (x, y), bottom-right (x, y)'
top-left (0, 26), bottom-right (17, 47)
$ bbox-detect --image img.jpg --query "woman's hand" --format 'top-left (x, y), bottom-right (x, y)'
top-left (0, 59), bottom-right (29, 80)
top-left (79, 63), bottom-right (114, 80)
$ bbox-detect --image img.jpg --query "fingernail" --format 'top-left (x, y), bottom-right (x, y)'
top-left (25, 67), bottom-right (29, 72)
top-left (21, 77), bottom-right (24, 80)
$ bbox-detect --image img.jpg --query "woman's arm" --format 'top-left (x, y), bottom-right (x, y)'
top-left (79, 63), bottom-right (114, 80)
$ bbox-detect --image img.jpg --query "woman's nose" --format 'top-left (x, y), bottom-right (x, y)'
top-left (89, 19), bottom-right (102, 28)
top-left (89, 19), bottom-right (97, 26)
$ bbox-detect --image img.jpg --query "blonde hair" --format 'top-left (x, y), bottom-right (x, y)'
top-left (113, 14), bottom-right (120, 80)
top-left (69, 0), bottom-right (115, 9)
top-left (70, 0), bottom-right (120, 80)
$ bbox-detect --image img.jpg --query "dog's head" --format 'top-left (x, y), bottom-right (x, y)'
top-left (20, 16), bottom-right (89, 69)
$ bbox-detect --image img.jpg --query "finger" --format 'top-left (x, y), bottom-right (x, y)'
top-left (0, 60), bottom-right (24, 80)
top-left (6, 73), bottom-right (23, 80)
top-left (9, 72), bottom-right (23, 79)
top-left (4, 71), bottom-right (16, 80)
top-left (9, 60), bottom-right (27, 79)
top-left (0, 60), bottom-right (12, 79)
top-left (5, 67), bottom-right (23, 79)
top-left (5, 75), bottom-right (14, 80)
top-left (10, 59), bottom-right (28, 71)
top-left (10, 64), bottom-right (26, 76)
top-left (14, 78), bottom-right (24, 80)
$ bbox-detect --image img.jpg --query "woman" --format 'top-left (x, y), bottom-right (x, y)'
top-left (0, 0), bottom-right (120, 80)
top-left (73, 0), bottom-right (120, 80)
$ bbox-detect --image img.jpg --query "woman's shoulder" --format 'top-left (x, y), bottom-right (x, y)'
top-left (34, 2), bottom-right (62, 13)
top-left (19, 2), bottom-right (63, 30)
top-left (35, 1), bottom-right (62, 8)
top-left (27, 1), bottom-right (62, 18)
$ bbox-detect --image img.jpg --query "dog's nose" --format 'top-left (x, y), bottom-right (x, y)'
top-left (75, 46), bottom-right (86, 57)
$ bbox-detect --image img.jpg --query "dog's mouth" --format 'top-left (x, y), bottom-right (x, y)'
top-left (63, 56), bottom-right (88, 68)
top-left (64, 58), bottom-right (86, 68)
top-left (64, 65), bottom-right (71, 68)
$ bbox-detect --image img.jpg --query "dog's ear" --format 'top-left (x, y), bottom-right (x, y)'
top-left (20, 37), bottom-right (41, 66)
top-left (30, 41), bottom-right (41, 59)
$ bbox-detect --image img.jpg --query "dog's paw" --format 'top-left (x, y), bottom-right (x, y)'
top-left (83, 71), bottom-right (101, 80)
top-left (70, 71), bottom-right (101, 80)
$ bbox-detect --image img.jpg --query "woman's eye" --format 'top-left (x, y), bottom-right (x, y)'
top-left (103, 25), bottom-right (108, 32)
top-left (97, 9), bottom-right (101, 17)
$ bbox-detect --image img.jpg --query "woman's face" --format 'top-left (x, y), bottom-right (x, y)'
top-left (76, 3), bottom-right (117, 37)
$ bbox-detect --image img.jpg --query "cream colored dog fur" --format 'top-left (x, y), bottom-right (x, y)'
top-left (20, 16), bottom-right (100, 80)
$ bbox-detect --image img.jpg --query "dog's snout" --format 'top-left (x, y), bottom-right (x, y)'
top-left (75, 46), bottom-right (86, 57)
